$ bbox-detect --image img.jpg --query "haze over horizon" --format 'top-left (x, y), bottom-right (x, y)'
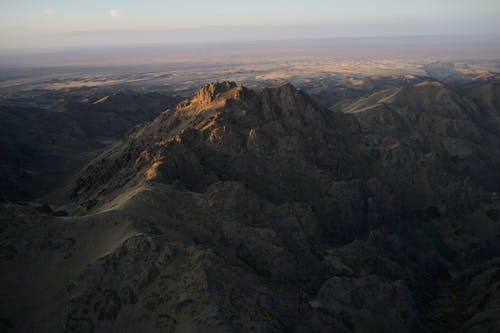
top-left (1, 0), bottom-right (500, 51)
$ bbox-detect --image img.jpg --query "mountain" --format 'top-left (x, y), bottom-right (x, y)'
top-left (1, 82), bottom-right (500, 332)
top-left (0, 91), bottom-right (181, 201)
top-left (336, 82), bottom-right (500, 191)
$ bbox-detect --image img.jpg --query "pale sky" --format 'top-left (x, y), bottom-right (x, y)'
top-left (1, 0), bottom-right (499, 49)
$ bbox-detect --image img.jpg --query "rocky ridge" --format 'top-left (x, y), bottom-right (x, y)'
top-left (1, 82), bottom-right (500, 332)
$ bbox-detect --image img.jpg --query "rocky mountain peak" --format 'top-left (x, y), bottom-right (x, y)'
top-left (175, 81), bottom-right (255, 117)
top-left (196, 81), bottom-right (239, 105)
top-left (69, 82), bottom-right (353, 206)
top-left (260, 82), bottom-right (328, 128)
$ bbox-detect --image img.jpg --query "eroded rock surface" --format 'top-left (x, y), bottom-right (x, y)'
top-left (2, 82), bottom-right (500, 332)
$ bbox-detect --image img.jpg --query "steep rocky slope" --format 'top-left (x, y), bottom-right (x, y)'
top-left (1, 82), bottom-right (500, 332)
top-left (337, 82), bottom-right (500, 332)
top-left (0, 91), bottom-right (181, 200)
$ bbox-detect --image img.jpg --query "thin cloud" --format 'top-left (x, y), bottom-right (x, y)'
top-left (110, 9), bottom-right (121, 18)
top-left (43, 8), bottom-right (54, 15)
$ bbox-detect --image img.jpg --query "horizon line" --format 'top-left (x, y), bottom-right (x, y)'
top-left (2, 33), bottom-right (500, 54)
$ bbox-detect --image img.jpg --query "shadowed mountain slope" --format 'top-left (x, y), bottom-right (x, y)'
top-left (0, 91), bottom-right (181, 201)
top-left (1, 82), bottom-right (500, 332)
